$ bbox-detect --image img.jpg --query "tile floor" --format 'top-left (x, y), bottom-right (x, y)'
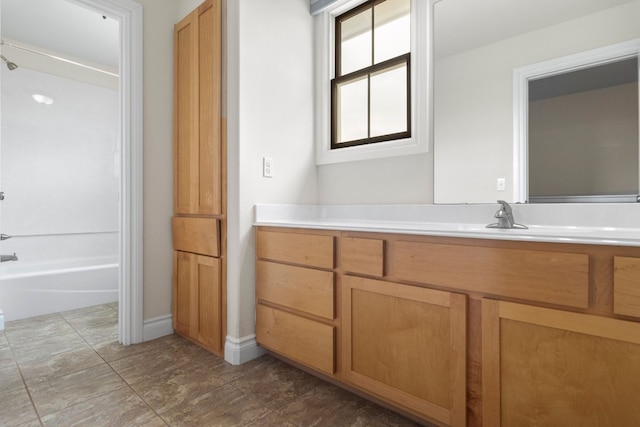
top-left (0, 303), bottom-right (423, 426)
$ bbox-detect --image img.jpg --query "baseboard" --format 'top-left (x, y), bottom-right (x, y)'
top-left (224, 334), bottom-right (266, 365)
top-left (143, 314), bottom-right (173, 342)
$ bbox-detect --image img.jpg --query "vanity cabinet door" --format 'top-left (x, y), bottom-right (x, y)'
top-left (341, 276), bottom-right (467, 427)
top-left (482, 299), bottom-right (640, 426)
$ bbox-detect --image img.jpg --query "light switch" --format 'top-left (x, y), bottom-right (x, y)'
top-left (497, 177), bottom-right (506, 191)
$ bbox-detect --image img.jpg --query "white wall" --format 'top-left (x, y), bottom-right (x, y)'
top-left (433, 0), bottom-right (640, 203)
top-left (1, 67), bottom-right (119, 263)
top-left (138, 0), bottom-right (181, 320)
top-left (227, 0), bottom-right (317, 343)
top-left (317, 154), bottom-right (433, 204)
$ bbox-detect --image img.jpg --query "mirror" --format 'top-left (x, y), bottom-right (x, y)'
top-left (433, 0), bottom-right (640, 203)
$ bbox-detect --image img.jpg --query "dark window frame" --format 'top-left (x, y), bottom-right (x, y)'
top-left (331, 0), bottom-right (412, 150)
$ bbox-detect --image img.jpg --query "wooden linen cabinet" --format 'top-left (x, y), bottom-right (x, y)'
top-left (172, 0), bottom-right (226, 357)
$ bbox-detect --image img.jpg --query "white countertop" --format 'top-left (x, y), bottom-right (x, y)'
top-left (254, 203), bottom-right (640, 247)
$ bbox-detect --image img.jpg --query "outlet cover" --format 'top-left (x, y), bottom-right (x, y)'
top-left (263, 157), bottom-right (273, 178)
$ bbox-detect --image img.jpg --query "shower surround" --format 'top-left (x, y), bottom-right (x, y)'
top-left (0, 66), bottom-right (119, 321)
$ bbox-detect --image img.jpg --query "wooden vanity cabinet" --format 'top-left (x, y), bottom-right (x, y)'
top-left (255, 227), bottom-right (640, 426)
top-left (172, 0), bottom-right (225, 357)
top-left (482, 299), bottom-right (640, 426)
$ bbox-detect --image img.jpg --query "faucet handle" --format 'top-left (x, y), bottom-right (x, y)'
top-left (497, 200), bottom-right (511, 212)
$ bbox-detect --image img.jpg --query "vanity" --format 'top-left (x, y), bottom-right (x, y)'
top-left (254, 204), bottom-right (640, 426)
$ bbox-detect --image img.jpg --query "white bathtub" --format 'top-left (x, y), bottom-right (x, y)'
top-left (0, 233), bottom-right (119, 322)
top-left (0, 256), bottom-right (118, 322)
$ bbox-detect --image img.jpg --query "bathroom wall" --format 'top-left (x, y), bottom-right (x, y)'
top-left (226, 0), bottom-right (317, 343)
top-left (0, 67), bottom-right (119, 263)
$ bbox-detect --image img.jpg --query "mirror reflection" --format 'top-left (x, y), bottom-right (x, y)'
top-left (433, 0), bottom-right (640, 203)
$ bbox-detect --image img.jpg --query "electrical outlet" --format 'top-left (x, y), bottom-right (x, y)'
top-left (263, 157), bottom-right (273, 178)
top-left (497, 177), bottom-right (506, 191)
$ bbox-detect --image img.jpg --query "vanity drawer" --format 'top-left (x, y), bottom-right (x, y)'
top-left (256, 304), bottom-right (335, 375)
top-left (341, 237), bottom-right (385, 278)
top-left (614, 256), bottom-right (640, 318)
top-left (256, 230), bottom-right (335, 269)
top-left (392, 241), bottom-right (589, 309)
top-left (256, 260), bottom-right (335, 320)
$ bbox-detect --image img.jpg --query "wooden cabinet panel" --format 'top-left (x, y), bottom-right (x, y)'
top-left (341, 237), bottom-right (384, 277)
top-left (173, 0), bottom-right (222, 216)
top-left (393, 241), bottom-right (589, 308)
top-left (614, 256), bottom-right (640, 318)
top-left (256, 304), bottom-right (335, 375)
top-left (342, 276), bottom-right (466, 426)
top-left (482, 299), bottom-right (640, 426)
top-left (174, 15), bottom-right (196, 215)
top-left (196, 2), bottom-right (222, 216)
top-left (172, 251), bottom-right (222, 355)
top-left (256, 230), bottom-right (335, 269)
top-left (172, 217), bottom-right (220, 257)
top-left (173, 251), bottom-right (193, 337)
top-left (196, 255), bottom-right (222, 353)
top-left (256, 260), bottom-right (335, 320)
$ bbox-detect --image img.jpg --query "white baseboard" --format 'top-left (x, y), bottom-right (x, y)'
top-left (224, 334), bottom-right (266, 365)
top-left (143, 314), bottom-right (173, 342)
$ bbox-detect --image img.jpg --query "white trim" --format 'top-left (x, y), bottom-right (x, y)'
top-left (224, 335), bottom-right (266, 365)
top-left (314, 0), bottom-right (433, 165)
top-left (143, 314), bottom-right (174, 341)
top-left (67, 0), bottom-right (144, 345)
top-left (513, 38), bottom-right (640, 203)
top-left (0, 309), bottom-right (4, 331)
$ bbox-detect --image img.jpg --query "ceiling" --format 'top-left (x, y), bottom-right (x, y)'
top-left (1, 0), bottom-right (119, 69)
top-left (2, 0), bottom-right (635, 69)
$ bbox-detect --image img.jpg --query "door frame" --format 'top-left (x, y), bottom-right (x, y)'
top-left (68, 0), bottom-right (144, 344)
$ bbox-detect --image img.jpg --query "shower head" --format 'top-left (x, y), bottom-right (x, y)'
top-left (1, 54), bottom-right (18, 71)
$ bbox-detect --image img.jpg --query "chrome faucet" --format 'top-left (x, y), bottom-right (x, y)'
top-left (0, 253), bottom-right (18, 263)
top-left (486, 200), bottom-right (527, 229)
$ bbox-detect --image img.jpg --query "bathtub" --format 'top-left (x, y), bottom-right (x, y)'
top-left (0, 256), bottom-right (118, 322)
top-left (0, 232), bottom-right (119, 322)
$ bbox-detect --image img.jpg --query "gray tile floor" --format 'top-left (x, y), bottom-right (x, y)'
top-left (0, 303), bottom-right (421, 426)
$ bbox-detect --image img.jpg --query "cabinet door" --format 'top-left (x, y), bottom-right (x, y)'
top-left (342, 276), bottom-right (467, 426)
top-left (172, 251), bottom-right (222, 354)
top-left (174, 0), bottom-right (222, 216)
top-left (482, 299), bottom-right (640, 426)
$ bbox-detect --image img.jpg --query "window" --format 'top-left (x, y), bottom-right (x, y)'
top-left (314, 0), bottom-right (430, 165)
top-left (332, 0), bottom-right (411, 149)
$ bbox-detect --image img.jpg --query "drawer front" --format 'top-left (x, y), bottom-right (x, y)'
top-left (256, 304), bottom-right (335, 375)
top-left (614, 256), bottom-right (640, 318)
top-left (393, 241), bottom-right (589, 309)
top-left (341, 237), bottom-right (385, 277)
top-left (257, 261), bottom-right (335, 320)
top-left (256, 230), bottom-right (335, 269)
top-left (172, 217), bottom-right (220, 257)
